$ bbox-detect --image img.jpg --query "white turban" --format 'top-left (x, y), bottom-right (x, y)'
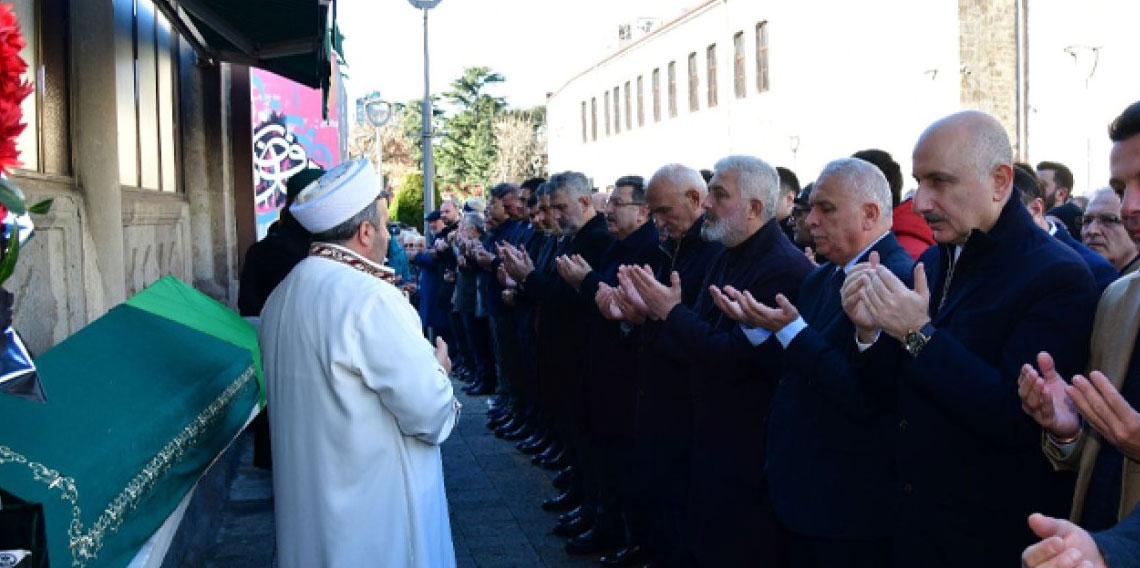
top-left (290, 159), bottom-right (383, 234)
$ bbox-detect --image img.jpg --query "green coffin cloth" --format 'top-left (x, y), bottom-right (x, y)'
top-left (125, 275), bottom-right (265, 408)
top-left (0, 304), bottom-right (258, 568)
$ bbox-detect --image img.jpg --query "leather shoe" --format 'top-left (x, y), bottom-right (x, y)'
top-left (541, 489), bottom-right (578, 512)
top-left (486, 410), bottom-right (514, 430)
top-left (552, 514), bottom-right (591, 537)
top-left (464, 381), bottom-right (494, 396)
top-left (539, 448), bottom-right (570, 470)
top-left (557, 504), bottom-right (587, 524)
top-left (552, 466), bottom-right (574, 490)
top-left (564, 527), bottom-right (623, 555)
top-left (600, 545), bottom-right (646, 567)
top-left (502, 424), bottom-right (533, 441)
top-left (517, 433), bottom-right (549, 454)
top-left (533, 442), bottom-right (562, 465)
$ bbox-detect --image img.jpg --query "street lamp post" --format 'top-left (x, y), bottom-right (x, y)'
top-left (409, 0), bottom-right (442, 234)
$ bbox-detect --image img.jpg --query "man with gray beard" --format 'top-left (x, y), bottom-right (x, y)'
top-left (621, 155), bottom-right (813, 565)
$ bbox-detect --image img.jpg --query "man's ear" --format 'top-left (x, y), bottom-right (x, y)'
top-left (992, 163), bottom-right (1014, 203)
top-left (749, 197), bottom-right (766, 219)
top-left (579, 195), bottom-right (593, 211)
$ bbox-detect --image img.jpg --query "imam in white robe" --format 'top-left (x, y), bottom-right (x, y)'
top-left (260, 251), bottom-right (460, 568)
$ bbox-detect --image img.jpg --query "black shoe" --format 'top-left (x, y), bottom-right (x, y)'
top-left (517, 432), bottom-right (549, 454)
top-left (565, 527), bottom-right (624, 555)
top-left (552, 466), bottom-right (574, 490)
top-left (486, 410), bottom-right (514, 430)
top-left (552, 515), bottom-right (591, 537)
top-left (541, 489), bottom-right (578, 512)
top-left (557, 504), bottom-right (589, 525)
top-left (466, 381), bottom-right (495, 396)
top-left (534, 441), bottom-right (562, 465)
top-left (600, 545), bottom-right (647, 567)
top-left (502, 424), bottom-right (533, 442)
top-left (494, 416), bottom-right (524, 437)
top-left (539, 448), bottom-right (570, 470)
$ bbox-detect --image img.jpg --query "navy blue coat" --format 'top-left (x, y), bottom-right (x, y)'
top-left (1095, 503), bottom-right (1140, 567)
top-left (411, 251), bottom-right (447, 329)
top-left (579, 220), bottom-right (661, 443)
top-left (767, 232), bottom-right (914, 541)
top-left (653, 219), bottom-right (814, 566)
top-left (1053, 221), bottom-right (1118, 294)
top-left (858, 194), bottom-right (1098, 566)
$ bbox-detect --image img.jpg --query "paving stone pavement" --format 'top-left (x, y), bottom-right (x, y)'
top-left (204, 380), bottom-right (601, 567)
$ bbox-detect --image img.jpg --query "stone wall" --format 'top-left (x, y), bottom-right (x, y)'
top-left (959, 0), bottom-right (1028, 157)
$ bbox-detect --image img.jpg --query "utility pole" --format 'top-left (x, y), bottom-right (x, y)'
top-left (409, 0), bottom-right (442, 234)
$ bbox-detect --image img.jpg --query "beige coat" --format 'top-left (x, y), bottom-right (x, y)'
top-left (1045, 272), bottom-right (1140, 522)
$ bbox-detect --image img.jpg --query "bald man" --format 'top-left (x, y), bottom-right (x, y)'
top-left (842, 110), bottom-right (1098, 566)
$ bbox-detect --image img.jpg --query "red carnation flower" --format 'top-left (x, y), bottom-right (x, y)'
top-left (0, 2), bottom-right (31, 175)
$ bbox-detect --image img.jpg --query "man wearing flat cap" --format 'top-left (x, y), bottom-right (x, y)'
top-left (259, 158), bottom-right (461, 568)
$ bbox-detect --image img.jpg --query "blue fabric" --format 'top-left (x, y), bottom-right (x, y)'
top-left (411, 251), bottom-right (448, 330)
top-left (385, 237), bottom-right (413, 285)
top-left (1094, 502), bottom-right (1140, 566)
top-left (767, 233), bottom-right (913, 540)
top-left (1053, 223), bottom-right (1118, 294)
top-left (857, 195), bottom-right (1098, 566)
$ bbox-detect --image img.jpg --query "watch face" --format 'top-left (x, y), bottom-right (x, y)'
top-left (905, 331), bottom-right (927, 355)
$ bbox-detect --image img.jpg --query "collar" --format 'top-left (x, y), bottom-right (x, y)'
top-left (310, 242), bottom-right (396, 283)
top-left (1046, 218), bottom-right (1058, 236)
top-left (940, 190), bottom-right (1032, 263)
top-left (618, 219), bottom-right (660, 251)
top-left (843, 230), bottom-right (891, 274)
top-left (726, 217), bottom-right (783, 258)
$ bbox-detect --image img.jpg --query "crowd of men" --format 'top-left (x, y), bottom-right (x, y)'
top-left (240, 99), bottom-right (1140, 567)
top-left (396, 101), bottom-right (1140, 568)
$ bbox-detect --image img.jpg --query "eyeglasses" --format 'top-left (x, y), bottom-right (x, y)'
top-left (1080, 213), bottom-right (1123, 226)
top-left (606, 199), bottom-right (645, 208)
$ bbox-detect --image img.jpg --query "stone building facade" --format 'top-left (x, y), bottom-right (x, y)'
top-left (9, 0), bottom-right (252, 354)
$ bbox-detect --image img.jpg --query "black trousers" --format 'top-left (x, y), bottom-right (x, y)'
top-left (787, 532), bottom-right (891, 568)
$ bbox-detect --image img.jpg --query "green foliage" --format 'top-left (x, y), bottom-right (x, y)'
top-left (437, 66), bottom-right (507, 189)
top-left (396, 97), bottom-right (444, 171)
top-left (390, 171), bottom-right (442, 228)
top-left (28, 199), bottom-right (53, 215)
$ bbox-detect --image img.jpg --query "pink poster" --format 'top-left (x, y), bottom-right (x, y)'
top-left (250, 68), bottom-right (340, 239)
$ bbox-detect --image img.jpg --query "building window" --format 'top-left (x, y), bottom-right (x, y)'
top-left (687, 52), bottom-right (699, 112)
top-left (667, 61), bottom-right (677, 118)
top-left (624, 80), bottom-right (632, 130)
top-left (756, 21), bottom-right (770, 93)
top-left (114, 0), bottom-right (180, 191)
top-left (613, 86), bottom-right (621, 134)
top-left (581, 101), bottom-right (587, 143)
top-left (733, 31), bottom-right (745, 98)
top-left (706, 44), bottom-right (718, 108)
top-left (12, 0), bottom-right (71, 176)
top-left (591, 97), bottom-right (597, 141)
top-left (636, 76), bottom-right (644, 127)
top-left (604, 90), bottom-right (611, 136)
top-left (652, 68), bottom-right (661, 122)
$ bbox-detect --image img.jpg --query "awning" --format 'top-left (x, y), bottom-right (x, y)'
top-left (152, 0), bottom-right (340, 90)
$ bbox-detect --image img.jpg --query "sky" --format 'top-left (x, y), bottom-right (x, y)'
top-left (338, 0), bottom-right (698, 112)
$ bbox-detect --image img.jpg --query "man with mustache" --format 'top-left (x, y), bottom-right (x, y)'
top-left (712, 157), bottom-right (913, 567)
top-left (501, 171), bottom-right (614, 515)
top-left (620, 155), bottom-right (813, 565)
top-left (554, 175), bottom-right (660, 557)
top-left (596, 164), bottom-right (722, 567)
top-left (842, 110), bottom-right (1098, 566)
top-left (1082, 187), bottom-right (1140, 276)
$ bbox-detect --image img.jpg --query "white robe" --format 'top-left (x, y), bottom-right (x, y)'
top-left (259, 252), bottom-right (459, 568)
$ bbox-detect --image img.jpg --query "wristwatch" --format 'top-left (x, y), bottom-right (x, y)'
top-left (903, 322), bottom-right (936, 357)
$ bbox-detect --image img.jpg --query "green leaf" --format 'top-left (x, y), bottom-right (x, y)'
top-left (27, 198), bottom-right (53, 215)
top-left (0, 177), bottom-right (26, 215)
top-left (0, 228), bottom-right (21, 286)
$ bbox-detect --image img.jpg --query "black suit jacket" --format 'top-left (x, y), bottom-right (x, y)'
top-left (859, 194), bottom-right (1098, 566)
top-left (653, 219), bottom-right (814, 566)
top-left (766, 232), bottom-right (913, 541)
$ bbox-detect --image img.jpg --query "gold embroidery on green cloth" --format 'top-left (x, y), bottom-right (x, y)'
top-left (0, 364), bottom-right (256, 567)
